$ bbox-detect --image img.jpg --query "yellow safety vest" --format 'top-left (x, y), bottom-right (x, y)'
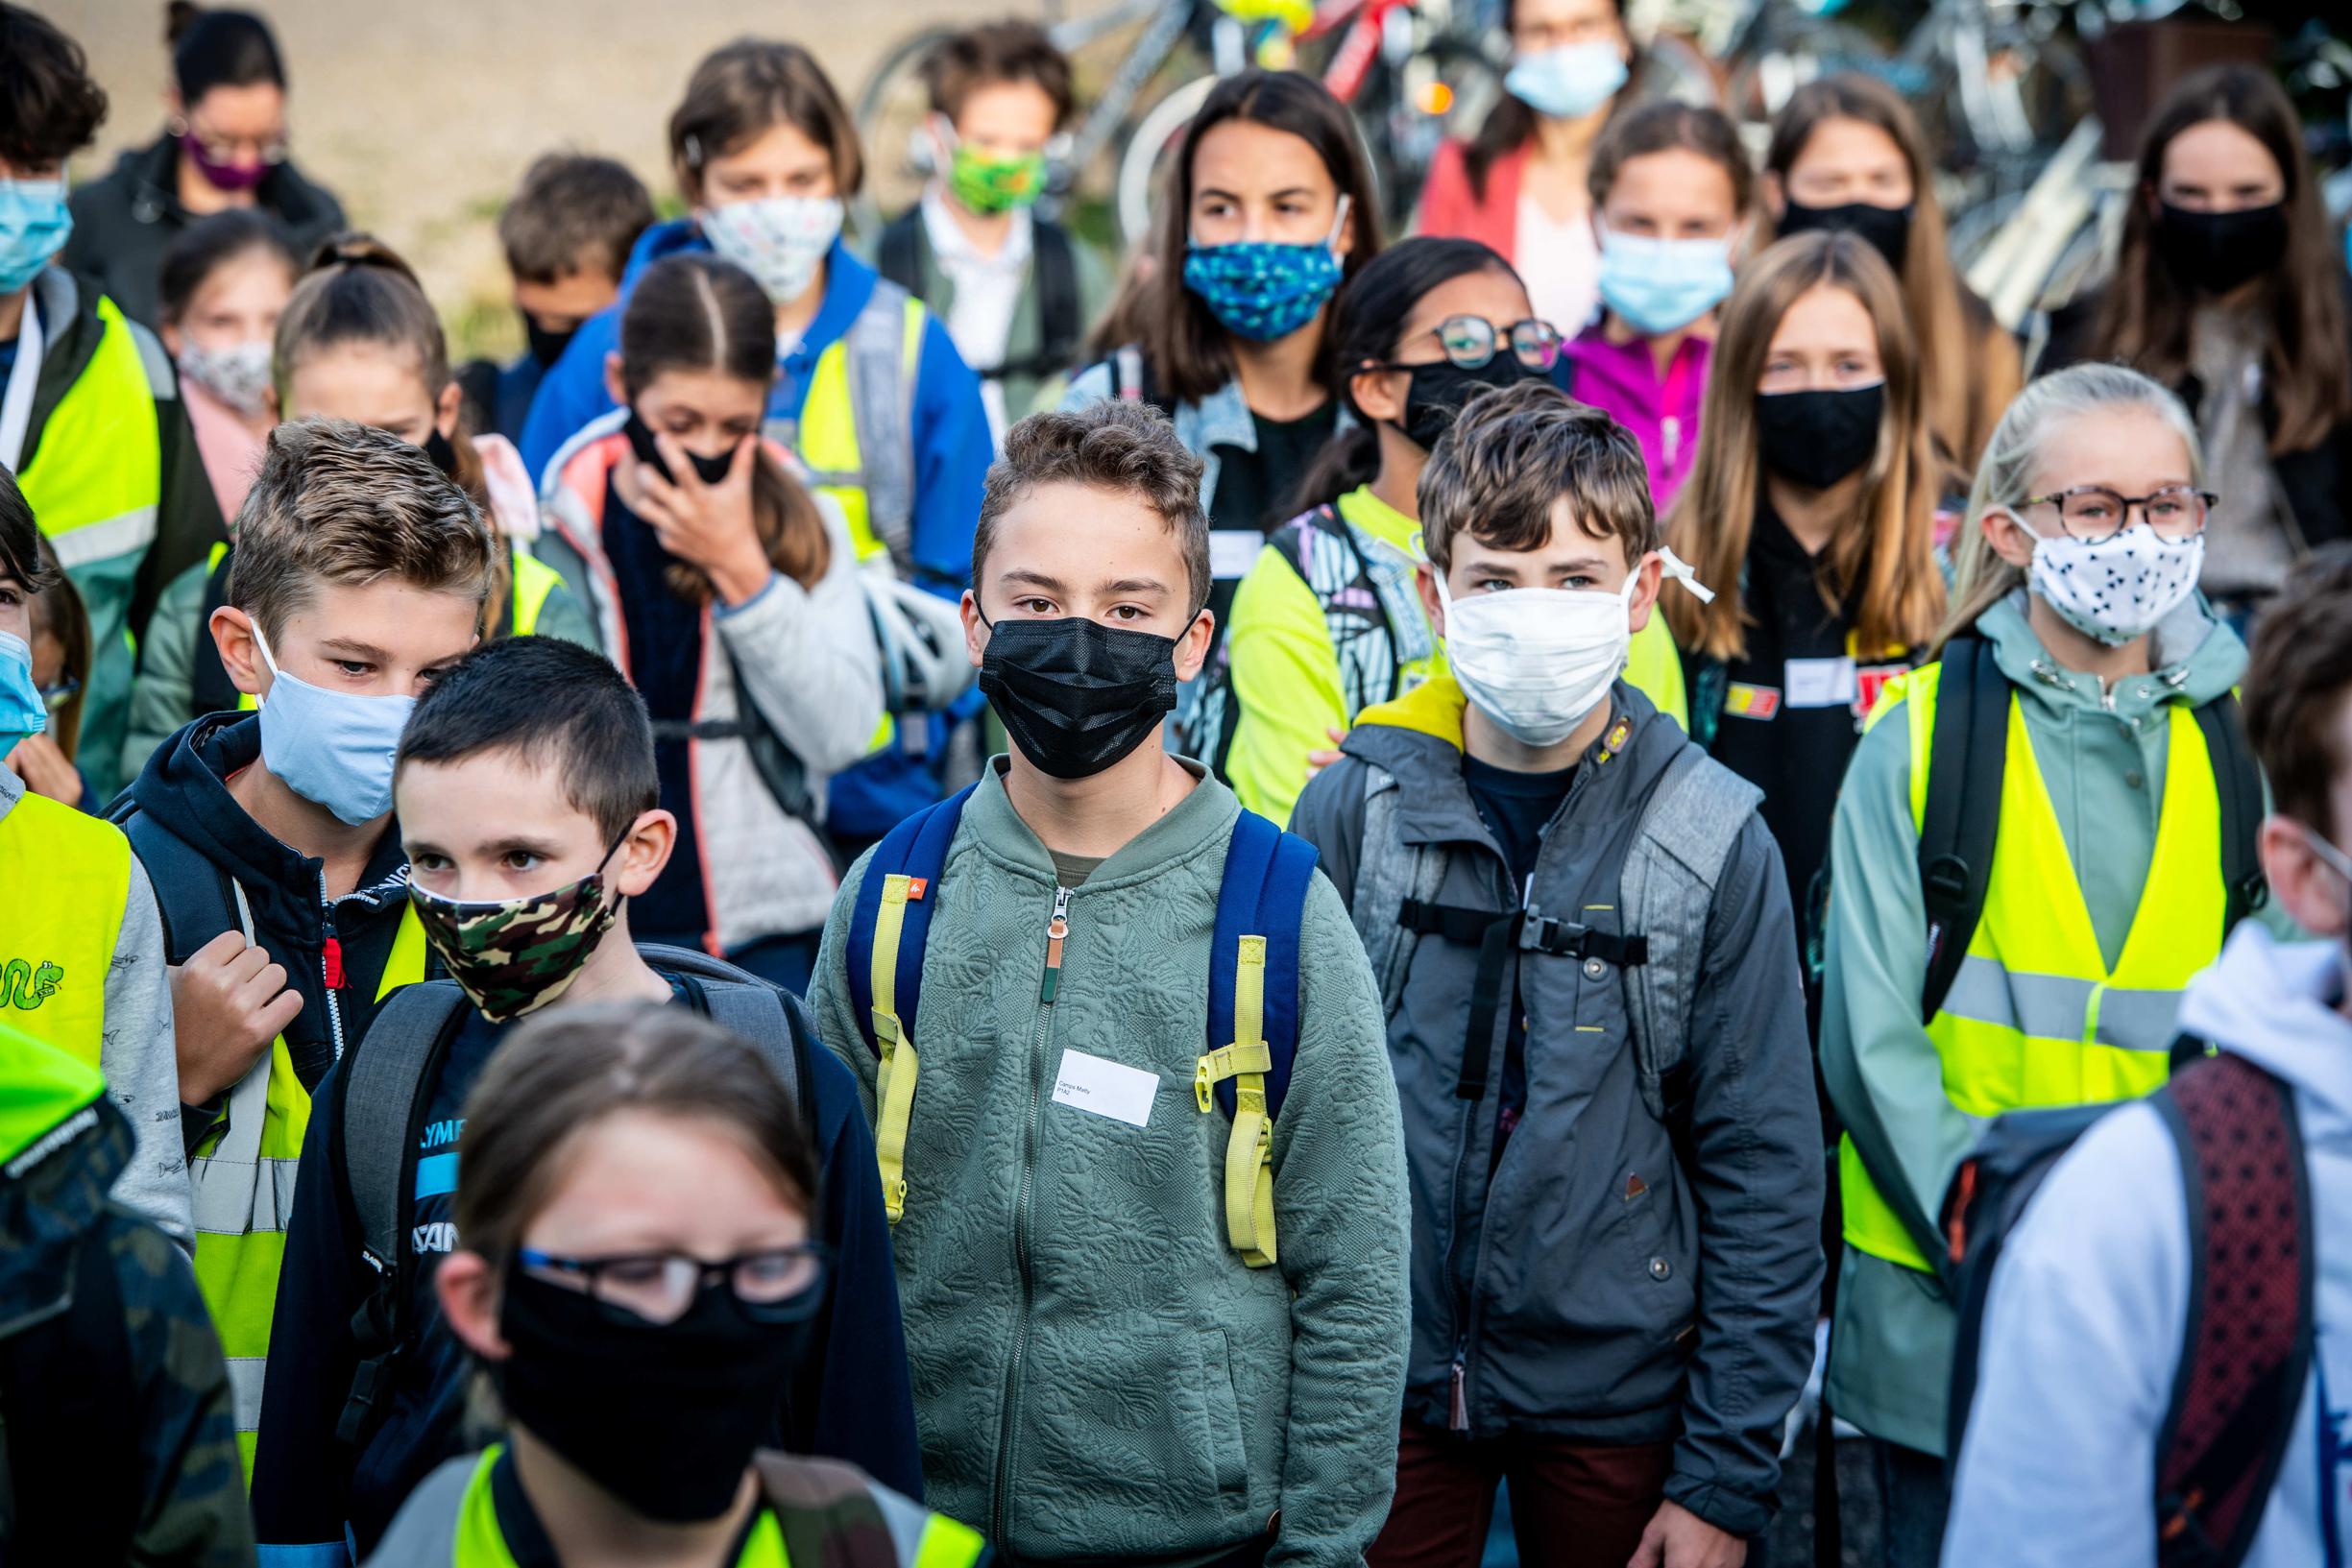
top-left (191, 899), bottom-right (429, 1472)
top-left (508, 545), bottom-right (560, 636)
top-left (1839, 663), bottom-right (2226, 1272)
top-left (0, 791), bottom-right (133, 1070)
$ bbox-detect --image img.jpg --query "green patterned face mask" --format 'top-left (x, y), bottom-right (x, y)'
top-left (948, 143), bottom-right (1048, 215)
top-left (408, 836), bottom-right (626, 1023)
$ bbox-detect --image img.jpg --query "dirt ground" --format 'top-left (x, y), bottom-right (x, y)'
top-left (46, 0), bottom-right (996, 356)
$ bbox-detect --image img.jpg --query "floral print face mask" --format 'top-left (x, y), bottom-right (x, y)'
top-left (701, 194), bottom-right (843, 305)
top-left (1181, 195), bottom-right (1351, 343)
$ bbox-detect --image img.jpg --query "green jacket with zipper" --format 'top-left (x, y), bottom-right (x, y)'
top-left (810, 758), bottom-right (1411, 1566)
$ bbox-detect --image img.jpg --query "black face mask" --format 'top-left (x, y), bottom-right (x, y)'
top-left (422, 426), bottom-right (462, 481)
top-left (1756, 384), bottom-right (1884, 492)
top-left (523, 314), bottom-right (577, 372)
top-left (1394, 356), bottom-right (1536, 451)
top-left (624, 407), bottom-right (739, 487)
top-left (2154, 201), bottom-right (2288, 296)
top-left (978, 613), bottom-right (1184, 781)
top-left (1781, 199), bottom-right (1914, 272)
top-left (490, 1268), bottom-right (813, 1524)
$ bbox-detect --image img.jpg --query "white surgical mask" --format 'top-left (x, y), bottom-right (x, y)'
top-left (176, 338), bottom-right (275, 415)
top-left (1436, 549), bottom-right (1711, 747)
top-left (700, 194), bottom-right (844, 305)
top-left (2015, 517), bottom-right (2205, 647)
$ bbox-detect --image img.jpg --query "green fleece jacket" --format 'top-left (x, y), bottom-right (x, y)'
top-left (811, 760), bottom-right (1411, 1566)
top-left (1819, 588), bottom-right (2292, 1455)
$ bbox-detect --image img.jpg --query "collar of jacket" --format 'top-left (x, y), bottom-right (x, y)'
top-left (963, 753), bottom-right (1239, 888)
top-left (1977, 586), bottom-right (2244, 724)
top-left (119, 132), bottom-right (330, 229)
top-left (0, 1070), bottom-right (130, 1339)
top-left (23, 266), bottom-right (101, 415)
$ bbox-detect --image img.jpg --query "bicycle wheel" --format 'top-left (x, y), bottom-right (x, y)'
top-left (852, 24), bottom-right (958, 240)
top-left (1116, 73), bottom-right (1222, 250)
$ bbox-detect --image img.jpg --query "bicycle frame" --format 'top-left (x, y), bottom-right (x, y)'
top-left (1062, 0), bottom-right (1207, 181)
top-left (1311, 0), bottom-right (1418, 104)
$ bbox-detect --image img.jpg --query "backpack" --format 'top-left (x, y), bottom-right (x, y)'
top-left (1914, 635), bottom-right (2267, 1022)
top-left (876, 207), bottom-right (1082, 385)
top-left (329, 945), bottom-right (815, 1446)
top-left (843, 784), bottom-right (1320, 1267)
top-left (1941, 1045), bottom-right (2314, 1568)
top-left (1346, 741), bottom-right (1762, 1126)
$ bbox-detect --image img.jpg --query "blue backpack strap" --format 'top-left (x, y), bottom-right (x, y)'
top-left (843, 783), bottom-right (975, 1224)
top-left (1195, 808), bottom-right (1320, 1267)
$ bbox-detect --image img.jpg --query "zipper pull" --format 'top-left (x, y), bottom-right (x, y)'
top-left (322, 933), bottom-right (347, 991)
top-left (1661, 415), bottom-right (1680, 470)
top-left (1448, 1355), bottom-right (1469, 1434)
top-left (1040, 886), bottom-right (1072, 1004)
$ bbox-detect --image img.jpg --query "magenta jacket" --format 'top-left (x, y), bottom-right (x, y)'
top-left (1556, 324), bottom-right (1713, 512)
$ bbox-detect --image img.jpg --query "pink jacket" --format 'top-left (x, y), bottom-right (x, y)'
top-left (1415, 138), bottom-right (1525, 259)
top-left (181, 378), bottom-right (265, 525)
top-left (1557, 324), bottom-right (1713, 512)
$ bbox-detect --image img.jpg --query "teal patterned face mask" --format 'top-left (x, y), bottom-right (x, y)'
top-left (1182, 196), bottom-right (1351, 343)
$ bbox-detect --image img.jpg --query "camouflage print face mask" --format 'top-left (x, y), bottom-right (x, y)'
top-left (408, 837), bottom-right (627, 1024)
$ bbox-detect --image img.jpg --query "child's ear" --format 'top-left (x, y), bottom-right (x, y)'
top-left (434, 1251), bottom-right (509, 1363)
top-left (961, 590), bottom-right (988, 670)
top-left (615, 808), bottom-right (678, 897)
top-left (602, 351), bottom-right (628, 411)
top-left (1760, 171), bottom-right (1786, 224)
top-left (1981, 505), bottom-right (2036, 571)
top-left (1173, 604), bottom-right (1216, 685)
top-left (434, 379), bottom-right (463, 440)
top-left (1351, 363), bottom-right (1408, 427)
top-left (1627, 551), bottom-right (1664, 634)
top-left (209, 606), bottom-right (269, 698)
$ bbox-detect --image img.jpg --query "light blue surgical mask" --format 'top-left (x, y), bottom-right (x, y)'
top-left (1504, 41), bottom-right (1629, 120)
top-left (253, 627), bottom-right (416, 825)
top-left (0, 179), bottom-right (72, 297)
top-left (0, 629), bottom-right (45, 756)
top-left (1595, 229), bottom-right (1736, 335)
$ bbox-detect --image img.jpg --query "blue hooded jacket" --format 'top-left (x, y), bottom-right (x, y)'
top-left (521, 218), bottom-right (993, 838)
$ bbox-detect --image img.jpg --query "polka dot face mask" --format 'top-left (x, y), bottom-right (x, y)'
top-left (2017, 517), bottom-right (2206, 647)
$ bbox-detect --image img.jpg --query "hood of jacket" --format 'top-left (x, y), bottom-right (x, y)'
top-left (2179, 924), bottom-right (2352, 1125)
top-left (0, 1025), bottom-right (131, 1337)
top-left (1975, 587), bottom-right (2244, 724)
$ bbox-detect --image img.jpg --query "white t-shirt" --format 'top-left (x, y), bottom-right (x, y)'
top-left (1513, 194), bottom-right (1600, 337)
top-left (922, 187), bottom-right (1031, 447)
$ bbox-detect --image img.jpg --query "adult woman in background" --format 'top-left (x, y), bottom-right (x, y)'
top-left (1762, 73), bottom-right (2019, 473)
top-left (2044, 64), bottom-right (2352, 625)
top-left (1415, 0), bottom-right (1635, 338)
top-left (1061, 67), bottom-right (1381, 762)
top-left (63, 4), bottom-right (345, 327)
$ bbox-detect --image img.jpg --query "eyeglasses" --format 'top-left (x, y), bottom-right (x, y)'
top-left (1388, 314), bottom-right (1563, 374)
top-left (173, 116), bottom-right (289, 168)
top-left (39, 675), bottom-right (79, 711)
top-left (2013, 484), bottom-right (2218, 543)
top-left (517, 1242), bottom-right (830, 1326)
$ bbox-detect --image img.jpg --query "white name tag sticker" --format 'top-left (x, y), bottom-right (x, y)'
top-left (1208, 528), bottom-right (1266, 581)
top-left (1783, 656), bottom-right (1859, 710)
top-left (1051, 1049), bottom-right (1159, 1128)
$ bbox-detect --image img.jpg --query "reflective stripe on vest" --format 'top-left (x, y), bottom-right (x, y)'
top-left (1839, 663), bottom-right (2224, 1273)
top-left (0, 792), bottom-right (133, 1070)
top-left (193, 899), bottom-right (429, 1468)
top-left (16, 295), bottom-right (163, 574)
top-left (509, 546), bottom-right (562, 636)
top-left (794, 292), bottom-right (924, 568)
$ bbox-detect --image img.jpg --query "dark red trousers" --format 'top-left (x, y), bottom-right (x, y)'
top-left (1369, 1417), bottom-right (1677, 1568)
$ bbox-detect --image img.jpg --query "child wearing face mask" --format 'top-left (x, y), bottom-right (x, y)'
top-left (521, 40), bottom-right (991, 855)
top-left (158, 208), bottom-right (296, 521)
top-left (1289, 379), bottom-right (1821, 1568)
top-left (1556, 100), bottom-right (1750, 512)
top-left (537, 253), bottom-right (882, 994)
top-left (2043, 65), bottom-right (2352, 626)
top-left (1942, 543), bottom-right (2352, 1568)
top-left (1061, 68), bottom-right (1383, 761)
top-left (875, 21), bottom-right (1115, 446)
top-left (1209, 236), bottom-right (1685, 823)
top-left (1664, 230), bottom-right (1945, 944)
top-left (456, 154), bottom-right (653, 445)
top-left (252, 636), bottom-right (921, 1558)
top-left (1763, 73), bottom-right (2021, 473)
top-left (125, 233), bottom-right (594, 782)
top-left (366, 1001), bottom-right (982, 1566)
top-left (109, 421), bottom-right (497, 1474)
top-left (1820, 363), bottom-right (2294, 1566)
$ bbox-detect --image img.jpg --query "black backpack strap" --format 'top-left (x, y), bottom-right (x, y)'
top-left (0, 1222), bottom-right (138, 1563)
top-left (2192, 691), bottom-right (2268, 936)
top-left (1031, 219), bottom-right (1081, 375)
top-left (115, 808), bottom-right (238, 965)
top-left (2152, 1053), bottom-right (2314, 1568)
top-left (876, 208), bottom-right (925, 296)
top-left (1918, 637), bottom-right (2009, 1024)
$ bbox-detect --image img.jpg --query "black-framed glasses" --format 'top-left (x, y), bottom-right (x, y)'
top-left (1386, 314), bottom-right (1563, 374)
top-left (517, 1242), bottom-right (831, 1326)
top-left (2014, 484), bottom-right (2217, 543)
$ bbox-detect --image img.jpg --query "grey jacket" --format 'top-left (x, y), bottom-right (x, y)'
top-left (1289, 673), bottom-right (1823, 1539)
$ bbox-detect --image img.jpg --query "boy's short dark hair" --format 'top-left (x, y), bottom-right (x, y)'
top-left (397, 636), bottom-right (659, 846)
top-left (2245, 542), bottom-right (2352, 840)
top-left (498, 154), bottom-right (656, 287)
top-left (922, 20), bottom-right (1074, 130)
top-left (233, 420), bottom-right (496, 644)
top-left (976, 402), bottom-right (1210, 615)
top-left (0, 468), bottom-right (59, 593)
top-left (1418, 381), bottom-right (1657, 571)
top-left (0, 5), bottom-right (108, 169)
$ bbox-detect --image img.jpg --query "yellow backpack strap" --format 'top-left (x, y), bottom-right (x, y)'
top-left (869, 872), bottom-right (920, 1225)
top-left (1196, 934), bottom-right (1278, 1267)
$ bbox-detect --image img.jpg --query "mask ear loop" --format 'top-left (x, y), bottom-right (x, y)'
top-left (1649, 544), bottom-right (1716, 604)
